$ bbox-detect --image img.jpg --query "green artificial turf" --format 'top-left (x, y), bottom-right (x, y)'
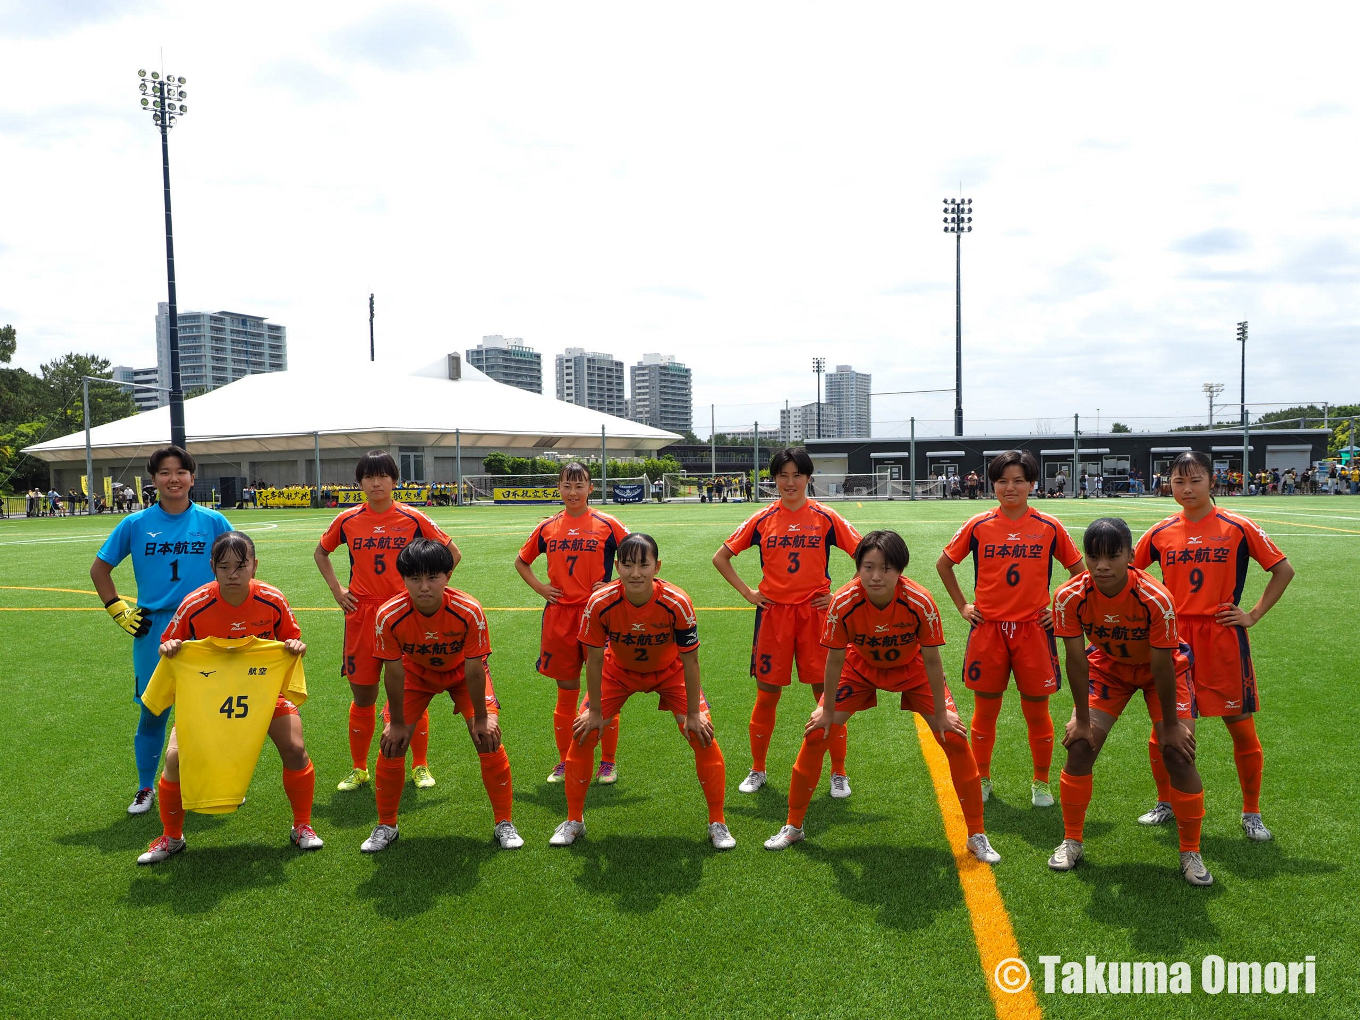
top-left (1, 496), bottom-right (1355, 1019)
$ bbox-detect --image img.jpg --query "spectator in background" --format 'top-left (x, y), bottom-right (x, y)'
top-left (965, 470), bottom-right (980, 499)
top-left (1079, 472), bottom-right (1089, 498)
top-left (1350, 463), bottom-right (1360, 495)
top-left (1094, 472), bottom-right (1104, 498)
top-left (1055, 470), bottom-right (1067, 497)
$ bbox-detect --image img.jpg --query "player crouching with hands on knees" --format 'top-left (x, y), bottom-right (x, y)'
top-left (550, 533), bottom-right (734, 850)
top-left (361, 539), bottom-right (520, 853)
top-left (765, 530), bottom-right (1000, 864)
top-left (1048, 517), bottom-right (1212, 886)
top-left (138, 531), bottom-right (318, 864)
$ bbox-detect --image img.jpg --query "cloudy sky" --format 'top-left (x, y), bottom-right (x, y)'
top-left (2, 1), bottom-right (1356, 438)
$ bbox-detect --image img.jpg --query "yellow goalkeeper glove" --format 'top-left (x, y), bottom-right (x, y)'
top-left (105, 598), bottom-right (152, 637)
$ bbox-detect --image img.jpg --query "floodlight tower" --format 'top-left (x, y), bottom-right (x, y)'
top-left (813, 357), bottom-right (827, 439)
top-left (137, 68), bottom-right (189, 451)
top-left (1236, 321), bottom-right (1248, 494)
top-left (942, 197), bottom-right (973, 437)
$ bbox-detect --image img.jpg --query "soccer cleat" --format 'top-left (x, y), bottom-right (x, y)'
top-left (594, 761), bottom-right (618, 785)
top-left (290, 824), bottom-right (324, 851)
top-left (1048, 838), bottom-right (1084, 871)
top-left (128, 787), bottom-right (155, 815)
top-left (1137, 801), bottom-right (1174, 826)
top-left (829, 774), bottom-right (852, 799)
top-left (1241, 812), bottom-right (1273, 842)
top-left (1180, 850), bottom-right (1214, 886)
top-left (1031, 781), bottom-right (1054, 808)
top-left (493, 820), bottom-right (525, 849)
top-left (738, 769), bottom-right (767, 794)
top-left (411, 765), bottom-right (436, 789)
top-left (764, 824), bottom-right (805, 851)
top-left (709, 822), bottom-right (736, 850)
top-left (979, 777), bottom-right (992, 803)
top-left (548, 820), bottom-right (585, 846)
top-left (137, 834), bottom-right (186, 865)
top-left (546, 762), bottom-right (567, 783)
top-left (360, 824), bottom-right (399, 853)
top-left (337, 767), bottom-right (370, 792)
top-left (967, 833), bottom-right (1002, 864)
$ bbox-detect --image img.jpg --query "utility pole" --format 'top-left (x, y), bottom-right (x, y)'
top-left (369, 294), bottom-right (375, 361)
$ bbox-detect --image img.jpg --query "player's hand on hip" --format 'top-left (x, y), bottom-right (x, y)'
top-left (684, 712), bottom-right (714, 747)
top-left (1063, 718), bottom-right (1099, 752)
top-left (1214, 603), bottom-right (1255, 628)
top-left (1038, 607), bottom-right (1055, 631)
top-left (106, 599), bottom-right (151, 637)
top-left (961, 603), bottom-right (984, 625)
top-left (283, 639), bottom-right (306, 656)
top-left (380, 721), bottom-right (413, 758)
top-left (541, 583), bottom-right (563, 604)
top-left (572, 707), bottom-right (605, 745)
top-left (1157, 720), bottom-right (1196, 762)
top-left (744, 587), bottom-right (772, 608)
top-left (334, 587), bottom-right (358, 613)
top-left (809, 592), bottom-right (833, 609)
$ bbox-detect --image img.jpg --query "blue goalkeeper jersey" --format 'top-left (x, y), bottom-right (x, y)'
top-left (97, 502), bottom-right (233, 612)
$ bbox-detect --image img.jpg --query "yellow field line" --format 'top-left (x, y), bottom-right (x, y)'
top-left (0, 585), bottom-right (98, 595)
top-left (1240, 516), bottom-right (1360, 535)
top-left (912, 713), bottom-right (1042, 1020)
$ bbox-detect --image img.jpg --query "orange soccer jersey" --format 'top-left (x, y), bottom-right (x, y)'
top-left (821, 575), bottom-right (945, 670)
top-left (374, 587), bottom-right (492, 691)
top-left (943, 506), bottom-right (1082, 621)
top-left (319, 502), bottom-right (452, 602)
top-left (1051, 568), bottom-right (1187, 673)
top-left (1133, 509), bottom-right (1286, 616)
top-left (162, 580), bottom-right (301, 643)
top-left (578, 579), bottom-right (700, 673)
top-left (723, 499), bottom-right (862, 603)
top-left (518, 510), bottom-right (629, 606)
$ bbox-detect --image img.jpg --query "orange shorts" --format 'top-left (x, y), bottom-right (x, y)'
top-left (750, 600), bottom-right (828, 686)
top-left (1086, 652), bottom-right (1196, 723)
top-left (537, 602), bottom-right (588, 682)
top-left (400, 657), bottom-right (500, 722)
top-left (584, 656), bottom-right (710, 721)
top-left (833, 654), bottom-right (958, 716)
top-left (272, 696), bottom-right (299, 720)
top-left (341, 599), bottom-right (386, 685)
top-left (1179, 616), bottom-right (1258, 716)
top-left (962, 619), bottom-right (1061, 697)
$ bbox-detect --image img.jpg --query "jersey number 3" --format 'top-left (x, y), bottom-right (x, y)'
top-left (219, 695), bottom-right (250, 719)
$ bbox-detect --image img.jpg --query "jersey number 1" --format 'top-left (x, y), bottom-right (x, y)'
top-left (219, 695), bottom-right (250, 719)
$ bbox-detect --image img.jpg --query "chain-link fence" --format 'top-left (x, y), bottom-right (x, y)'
top-left (459, 474), bottom-right (651, 505)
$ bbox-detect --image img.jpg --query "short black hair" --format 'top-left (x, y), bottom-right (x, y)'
top-left (147, 445), bottom-right (196, 476)
top-left (987, 450), bottom-right (1038, 485)
top-left (210, 531), bottom-right (256, 567)
top-left (559, 461), bottom-right (592, 485)
top-left (355, 450), bottom-right (400, 484)
top-left (1083, 517), bottom-right (1133, 559)
top-left (617, 532), bottom-right (659, 566)
top-left (396, 537), bottom-right (454, 577)
top-left (854, 529), bottom-right (909, 571)
top-left (1169, 451), bottom-right (1213, 478)
top-left (769, 447), bottom-right (815, 478)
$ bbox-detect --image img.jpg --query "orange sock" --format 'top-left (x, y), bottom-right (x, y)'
top-left (969, 696), bottom-right (1002, 779)
top-left (600, 715), bottom-right (620, 765)
top-left (158, 776), bottom-right (184, 840)
top-left (685, 731), bottom-right (727, 823)
top-left (939, 731), bottom-right (985, 836)
top-left (1148, 730), bottom-right (1172, 802)
top-left (787, 728), bottom-right (829, 828)
top-left (1059, 770), bottom-right (1093, 842)
top-left (1226, 717), bottom-right (1263, 813)
top-left (565, 729), bottom-right (599, 822)
top-left (479, 746), bottom-right (514, 822)
top-left (410, 710), bottom-right (431, 769)
top-left (552, 688), bottom-right (579, 763)
top-left (349, 702), bottom-right (376, 770)
top-left (1168, 786), bottom-right (1205, 852)
top-left (828, 722), bottom-right (848, 777)
top-left (374, 755), bottom-right (406, 826)
top-left (749, 686), bottom-right (781, 772)
top-left (1020, 698), bottom-right (1054, 783)
top-left (282, 762), bottom-right (315, 827)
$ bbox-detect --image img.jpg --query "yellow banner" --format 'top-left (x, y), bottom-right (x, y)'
top-left (323, 487), bottom-right (431, 505)
top-left (493, 486), bottom-right (560, 504)
top-left (135, 477), bottom-right (142, 504)
top-left (80, 474), bottom-right (88, 496)
top-left (257, 487), bottom-right (313, 508)
top-left (103, 476), bottom-right (113, 505)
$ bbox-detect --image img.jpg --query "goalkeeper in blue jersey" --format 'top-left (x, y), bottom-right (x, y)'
top-left (90, 446), bottom-right (233, 815)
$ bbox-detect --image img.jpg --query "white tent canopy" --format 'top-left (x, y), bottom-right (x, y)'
top-left (24, 356), bottom-right (680, 463)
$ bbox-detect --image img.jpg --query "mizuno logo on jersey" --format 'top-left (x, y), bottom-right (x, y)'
top-left (1225, 700), bottom-right (1241, 710)
top-left (1177, 702), bottom-right (1190, 712)
top-left (229, 622), bottom-right (246, 631)
top-left (632, 623), bottom-right (646, 632)
top-left (199, 670), bottom-right (215, 677)
top-left (787, 524), bottom-right (800, 532)
top-left (875, 625), bottom-right (889, 633)
top-left (425, 631), bottom-right (438, 639)
top-left (1187, 536), bottom-right (1203, 545)
top-left (1104, 614), bottom-right (1121, 623)
top-left (1007, 533), bottom-right (1021, 541)
top-left (372, 526), bottom-right (386, 533)
top-left (146, 531), bottom-right (162, 538)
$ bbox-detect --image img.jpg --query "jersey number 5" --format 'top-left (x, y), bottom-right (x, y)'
top-left (219, 695), bottom-right (250, 719)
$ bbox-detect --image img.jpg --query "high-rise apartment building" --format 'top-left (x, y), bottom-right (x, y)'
top-left (555, 348), bottom-right (626, 417)
top-left (466, 335), bottom-right (543, 393)
top-left (629, 354), bottom-right (692, 435)
top-left (156, 304), bottom-right (287, 398)
top-left (110, 365), bottom-right (162, 413)
top-left (781, 401), bottom-right (839, 443)
top-left (825, 364), bottom-right (871, 438)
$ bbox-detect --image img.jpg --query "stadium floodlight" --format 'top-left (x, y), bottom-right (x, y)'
top-left (136, 66), bottom-right (191, 451)
top-left (942, 195), bottom-right (974, 436)
top-left (813, 357), bottom-right (827, 439)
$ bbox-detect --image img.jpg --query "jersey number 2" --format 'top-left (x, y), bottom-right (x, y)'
top-left (219, 695), bottom-right (250, 719)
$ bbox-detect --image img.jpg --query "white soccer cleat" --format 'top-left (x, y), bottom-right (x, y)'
top-left (1180, 850), bottom-right (1214, 886)
top-left (738, 769), bottom-right (767, 794)
top-left (763, 824), bottom-right (805, 851)
top-left (290, 824), bottom-right (324, 851)
top-left (979, 777), bottom-right (992, 803)
top-left (1137, 801), bottom-right (1174, 826)
top-left (829, 774), bottom-right (851, 799)
top-left (708, 822), bottom-right (736, 850)
top-left (549, 819), bottom-right (585, 846)
top-left (967, 833), bottom-right (1002, 864)
top-left (546, 762), bottom-right (567, 783)
top-left (1048, 838), bottom-right (1084, 871)
top-left (1031, 781), bottom-right (1054, 808)
top-left (494, 820), bottom-right (525, 849)
top-left (1241, 813), bottom-right (1273, 842)
top-left (360, 824), bottom-right (399, 853)
top-left (128, 787), bottom-right (155, 815)
top-left (137, 834), bottom-right (185, 865)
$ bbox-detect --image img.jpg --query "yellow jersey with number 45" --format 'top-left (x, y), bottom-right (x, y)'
top-left (141, 637), bottom-right (308, 813)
